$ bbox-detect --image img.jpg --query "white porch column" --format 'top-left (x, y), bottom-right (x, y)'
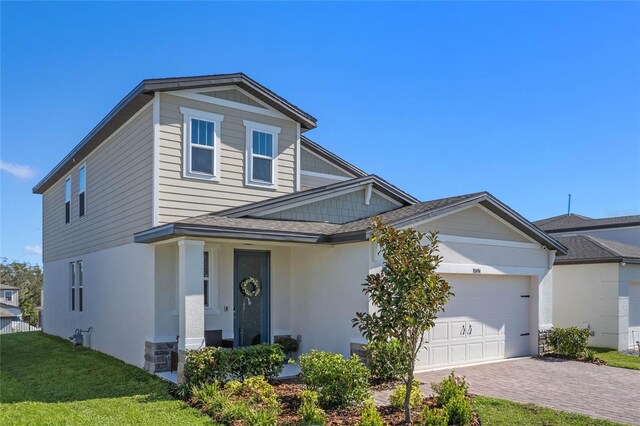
top-left (177, 239), bottom-right (205, 382)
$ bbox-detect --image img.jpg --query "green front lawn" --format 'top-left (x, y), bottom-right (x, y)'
top-left (589, 347), bottom-right (640, 370)
top-left (472, 396), bottom-right (624, 426)
top-left (0, 332), bottom-right (210, 425)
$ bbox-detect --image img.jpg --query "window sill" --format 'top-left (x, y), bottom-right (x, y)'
top-left (183, 173), bottom-right (221, 183)
top-left (245, 181), bottom-right (278, 191)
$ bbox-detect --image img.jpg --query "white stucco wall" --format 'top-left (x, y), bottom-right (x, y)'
top-left (553, 263), bottom-right (622, 349)
top-left (290, 243), bottom-right (371, 357)
top-left (43, 242), bottom-right (155, 367)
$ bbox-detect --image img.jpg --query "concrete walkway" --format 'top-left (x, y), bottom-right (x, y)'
top-left (374, 357), bottom-right (640, 425)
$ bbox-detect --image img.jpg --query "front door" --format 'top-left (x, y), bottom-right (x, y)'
top-left (234, 250), bottom-right (270, 347)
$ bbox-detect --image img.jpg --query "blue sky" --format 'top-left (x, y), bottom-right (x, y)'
top-left (2, 1), bottom-right (639, 264)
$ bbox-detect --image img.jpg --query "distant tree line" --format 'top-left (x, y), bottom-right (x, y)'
top-left (1, 258), bottom-right (42, 326)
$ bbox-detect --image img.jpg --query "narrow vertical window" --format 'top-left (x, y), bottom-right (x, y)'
top-left (243, 120), bottom-right (280, 188)
top-left (78, 165), bottom-right (86, 217)
top-left (65, 177), bottom-right (71, 224)
top-left (4, 291), bottom-right (12, 302)
top-left (179, 107), bottom-right (223, 180)
top-left (203, 251), bottom-right (210, 307)
top-left (77, 261), bottom-right (83, 312)
top-left (70, 262), bottom-right (76, 311)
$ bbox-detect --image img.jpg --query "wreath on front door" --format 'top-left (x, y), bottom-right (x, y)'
top-left (240, 277), bottom-right (261, 297)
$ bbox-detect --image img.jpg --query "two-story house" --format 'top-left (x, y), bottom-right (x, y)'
top-left (535, 214), bottom-right (640, 350)
top-left (0, 284), bottom-right (23, 333)
top-left (34, 73), bottom-right (566, 381)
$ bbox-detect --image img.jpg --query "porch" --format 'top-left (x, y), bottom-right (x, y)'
top-left (144, 237), bottom-right (371, 382)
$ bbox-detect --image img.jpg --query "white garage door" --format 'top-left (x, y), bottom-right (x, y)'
top-left (416, 275), bottom-right (531, 370)
top-left (629, 283), bottom-right (640, 348)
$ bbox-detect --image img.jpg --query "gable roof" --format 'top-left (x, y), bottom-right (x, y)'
top-left (135, 190), bottom-right (567, 254)
top-left (0, 303), bottom-right (21, 318)
top-left (534, 213), bottom-right (640, 233)
top-left (553, 235), bottom-right (640, 265)
top-left (0, 284), bottom-right (19, 291)
top-left (300, 136), bottom-right (367, 178)
top-left (214, 175), bottom-right (418, 218)
top-left (33, 73), bottom-right (317, 194)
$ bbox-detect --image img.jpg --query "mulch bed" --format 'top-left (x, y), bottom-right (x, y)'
top-left (274, 382), bottom-right (480, 425)
top-left (539, 352), bottom-right (608, 366)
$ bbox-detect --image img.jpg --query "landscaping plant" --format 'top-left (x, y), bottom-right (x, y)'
top-left (421, 406), bottom-right (449, 426)
top-left (299, 350), bottom-right (370, 408)
top-left (358, 400), bottom-right (384, 426)
top-left (549, 326), bottom-right (591, 358)
top-left (298, 390), bottom-right (327, 425)
top-left (431, 372), bottom-right (469, 407)
top-left (390, 379), bottom-right (424, 409)
top-left (353, 217), bottom-right (453, 422)
top-left (185, 346), bottom-right (230, 385)
top-left (444, 394), bottom-right (472, 426)
top-left (366, 338), bottom-right (407, 381)
top-left (274, 335), bottom-right (299, 356)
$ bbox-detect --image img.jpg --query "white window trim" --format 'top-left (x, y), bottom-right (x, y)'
top-left (243, 120), bottom-right (281, 189)
top-left (180, 106), bottom-right (224, 181)
top-left (64, 176), bottom-right (71, 224)
top-left (78, 163), bottom-right (87, 218)
top-left (205, 245), bottom-right (221, 315)
top-left (69, 262), bottom-right (75, 311)
top-left (77, 260), bottom-right (83, 312)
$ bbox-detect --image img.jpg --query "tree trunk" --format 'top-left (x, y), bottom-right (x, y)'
top-left (404, 359), bottom-right (415, 423)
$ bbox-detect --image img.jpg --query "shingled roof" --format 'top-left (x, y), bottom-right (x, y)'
top-left (135, 189), bottom-right (567, 253)
top-left (554, 235), bottom-right (640, 265)
top-left (534, 213), bottom-right (640, 233)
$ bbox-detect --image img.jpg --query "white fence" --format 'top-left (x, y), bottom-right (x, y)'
top-left (0, 318), bottom-right (41, 334)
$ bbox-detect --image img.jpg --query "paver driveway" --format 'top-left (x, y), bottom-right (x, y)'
top-left (374, 357), bottom-right (640, 425)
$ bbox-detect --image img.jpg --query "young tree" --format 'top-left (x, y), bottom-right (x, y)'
top-left (353, 217), bottom-right (453, 423)
top-left (1, 258), bottom-right (43, 326)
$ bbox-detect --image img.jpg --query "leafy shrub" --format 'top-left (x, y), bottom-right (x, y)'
top-left (185, 344), bottom-right (285, 385)
top-left (444, 394), bottom-right (471, 426)
top-left (582, 348), bottom-right (597, 361)
top-left (390, 380), bottom-right (423, 409)
top-left (190, 376), bottom-right (280, 425)
top-left (366, 338), bottom-right (407, 381)
top-left (549, 326), bottom-right (591, 358)
top-left (431, 372), bottom-right (469, 407)
top-left (228, 343), bottom-right (285, 381)
top-left (298, 390), bottom-right (326, 425)
top-left (358, 400), bottom-right (384, 426)
top-left (170, 382), bottom-right (193, 401)
top-left (421, 406), bottom-right (449, 426)
top-left (185, 346), bottom-right (230, 385)
top-left (274, 335), bottom-right (299, 354)
top-left (299, 350), bottom-right (371, 408)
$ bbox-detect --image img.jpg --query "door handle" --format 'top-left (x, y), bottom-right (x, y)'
top-left (468, 324), bottom-right (472, 336)
top-left (460, 324), bottom-right (466, 335)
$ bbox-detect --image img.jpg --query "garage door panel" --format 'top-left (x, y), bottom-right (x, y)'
top-left (420, 274), bottom-right (530, 370)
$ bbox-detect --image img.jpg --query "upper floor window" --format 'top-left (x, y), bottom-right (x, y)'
top-left (243, 120), bottom-right (280, 189)
top-left (65, 177), bottom-right (71, 224)
top-left (4, 290), bottom-right (12, 302)
top-left (79, 164), bottom-right (86, 217)
top-left (180, 107), bottom-right (223, 181)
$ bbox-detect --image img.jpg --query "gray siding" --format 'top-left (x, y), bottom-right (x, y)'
top-left (42, 105), bottom-right (154, 262)
top-left (158, 93), bottom-right (298, 224)
top-left (301, 149), bottom-right (352, 177)
top-left (201, 89), bottom-right (264, 108)
top-left (424, 206), bottom-right (531, 242)
top-left (261, 190), bottom-right (399, 224)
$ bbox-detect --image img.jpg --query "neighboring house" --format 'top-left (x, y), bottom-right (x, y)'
top-left (1, 284), bottom-right (20, 307)
top-left (0, 285), bottom-right (24, 333)
top-left (33, 73), bottom-right (566, 381)
top-left (535, 214), bottom-right (640, 349)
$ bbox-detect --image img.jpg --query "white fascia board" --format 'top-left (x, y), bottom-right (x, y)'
top-left (300, 170), bottom-right (351, 182)
top-left (438, 234), bottom-right (542, 250)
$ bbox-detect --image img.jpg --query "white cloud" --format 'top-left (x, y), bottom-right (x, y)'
top-left (24, 245), bottom-right (43, 256)
top-left (0, 160), bottom-right (37, 179)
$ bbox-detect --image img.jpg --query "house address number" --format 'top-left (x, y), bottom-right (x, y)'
top-left (472, 268), bottom-right (481, 274)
